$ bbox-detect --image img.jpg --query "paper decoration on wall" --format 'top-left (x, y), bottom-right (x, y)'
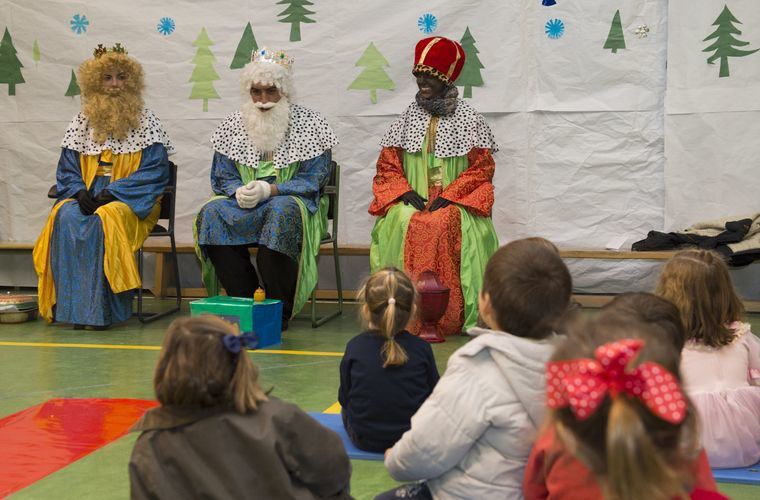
top-left (703, 5), bottom-right (758, 78)
top-left (635, 25), bottom-right (649, 39)
top-left (603, 10), bottom-right (626, 53)
top-left (189, 28), bottom-right (221, 112)
top-left (277, 0), bottom-right (315, 42)
top-left (0, 28), bottom-right (25, 95)
top-left (418, 13), bottom-right (438, 34)
top-left (542, 0), bottom-right (557, 6)
top-left (545, 19), bottom-right (565, 39)
top-left (32, 40), bottom-right (40, 66)
top-left (157, 17), bottom-right (175, 36)
top-left (65, 69), bottom-right (80, 97)
top-left (456, 27), bottom-right (484, 99)
top-left (230, 22), bottom-right (258, 69)
top-left (70, 14), bottom-right (89, 35)
top-left (348, 42), bottom-right (394, 104)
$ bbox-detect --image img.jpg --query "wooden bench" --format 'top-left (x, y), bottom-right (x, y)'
top-left (3, 242), bottom-right (758, 311)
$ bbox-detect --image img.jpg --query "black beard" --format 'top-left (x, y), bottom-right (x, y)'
top-left (415, 85), bottom-right (459, 117)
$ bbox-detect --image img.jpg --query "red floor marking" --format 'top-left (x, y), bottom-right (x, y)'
top-left (0, 398), bottom-right (158, 496)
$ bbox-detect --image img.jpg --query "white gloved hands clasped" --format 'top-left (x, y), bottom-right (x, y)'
top-left (235, 180), bottom-right (272, 209)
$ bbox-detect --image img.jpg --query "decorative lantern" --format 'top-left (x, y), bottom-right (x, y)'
top-left (415, 270), bottom-right (449, 343)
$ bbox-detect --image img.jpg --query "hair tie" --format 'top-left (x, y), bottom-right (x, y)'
top-left (222, 332), bottom-right (259, 354)
top-left (387, 297), bottom-right (396, 305)
top-left (545, 339), bottom-right (687, 424)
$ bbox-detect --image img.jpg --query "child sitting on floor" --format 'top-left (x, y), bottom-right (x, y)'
top-left (656, 249), bottom-right (760, 468)
top-left (129, 315), bottom-right (352, 499)
top-left (339, 267), bottom-right (439, 452)
top-left (380, 237), bottom-right (573, 500)
top-left (523, 314), bottom-right (724, 499)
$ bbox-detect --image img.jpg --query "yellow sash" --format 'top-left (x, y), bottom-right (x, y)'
top-left (33, 150), bottom-right (161, 321)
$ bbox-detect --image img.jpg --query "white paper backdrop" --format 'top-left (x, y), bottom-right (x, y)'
top-left (1, 0), bottom-right (758, 294)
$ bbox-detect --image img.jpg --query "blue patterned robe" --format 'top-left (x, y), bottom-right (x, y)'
top-left (49, 144), bottom-right (170, 326)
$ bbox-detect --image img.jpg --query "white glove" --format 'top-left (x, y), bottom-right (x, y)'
top-left (235, 181), bottom-right (272, 209)
top-left (235, 185), bottom-right (258, 209)
top-left (247, 180), bottom-right (272, 205)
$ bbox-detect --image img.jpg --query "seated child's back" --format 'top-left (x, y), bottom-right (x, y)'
top-left (129, 316), bottom-right (352, 500)
top-left (340, 267), bottom-right (439, 452)
top-left (383, 238), bottom-right (573, 500)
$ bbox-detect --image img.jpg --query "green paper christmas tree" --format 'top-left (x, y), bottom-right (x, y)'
top-left (456, 27), bottom-right (484, 98)
top-left (603, 10), bottom-right (626, 53)
top-left (65, 69), bottom-right (80, 97)
top-left (277, 0), bottom-right (315, 42)
top-left (230, 22), bottom-right (258, 70)
top-left (188, 28), bottom-right (221, 112)
top-left (0, 27), bottom-right (25, 95)
top-left (32, 39), bottom-right (40, 66)
top-left (348, 42), bottom-right (394, 104)
top-left (703, 5), bottom-right (759, 78)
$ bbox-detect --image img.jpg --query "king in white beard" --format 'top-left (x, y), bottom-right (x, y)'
top-left (195, 48), bottom-right (338, 329)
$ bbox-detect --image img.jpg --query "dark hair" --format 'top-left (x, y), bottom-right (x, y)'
top-left (655, 249), bottom-right (744, 348)
top-left (551, 315), bottom-right (699, 500)
top-left (358, 267), bottom-right (416, 367)
top-left (154, 316), bottom-right (267, 414)
top-left (482, 237), bottom-right (572, 339)
top-left (600, 292), bottom-right (686, 352)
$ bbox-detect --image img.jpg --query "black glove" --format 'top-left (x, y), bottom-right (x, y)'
top-left (428, 196), bottom-right (453, 212)
top-left (75, 189), bottom-right (98, 215)
top-left (399, 190), bottom-right (427, 211)
top-left (94, 190), bottom-right (116, 207)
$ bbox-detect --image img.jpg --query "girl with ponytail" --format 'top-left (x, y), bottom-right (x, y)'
top-left (339, 267), bottom-right (439, 452)
top-left (524, 315), bottom-right (724, 500)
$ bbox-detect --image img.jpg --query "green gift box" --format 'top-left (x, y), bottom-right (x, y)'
top-left (189, 296), bottom-right (282, 348)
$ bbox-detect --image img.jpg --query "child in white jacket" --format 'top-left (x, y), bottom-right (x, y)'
top-left (379, 237), bottom-right (574, 500)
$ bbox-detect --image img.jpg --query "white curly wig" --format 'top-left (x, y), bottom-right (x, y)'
top-left (239, 60), bottom-right (294, 100)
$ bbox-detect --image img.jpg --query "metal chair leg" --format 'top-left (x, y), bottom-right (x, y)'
top-left (310, 239), bottom-right (343, 328)
top-left (136, 236), bottom-right (181, 324)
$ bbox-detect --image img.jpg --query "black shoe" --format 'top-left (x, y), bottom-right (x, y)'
top-left (73, 324), bottom-right (85, 330)
top-left (88, 324), bottom-right (110, 331)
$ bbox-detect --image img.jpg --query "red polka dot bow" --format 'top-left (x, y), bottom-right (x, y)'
top-left (546, 339), bottom-right (687, 424)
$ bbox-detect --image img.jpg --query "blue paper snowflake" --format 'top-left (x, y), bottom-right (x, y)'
top-left (157, 17), bottom-right (175, 36)
top-left (70, 14), bottom-right (89, 35)
top-left (417, 13), bottom-right (438, 34)
top-left (542, 0), bottom-right (557, 6)
top-left (545, 18), bottom-right (565, 39)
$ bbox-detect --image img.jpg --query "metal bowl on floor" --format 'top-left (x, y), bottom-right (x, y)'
top-left (0, 294), bottom-right (39, 323)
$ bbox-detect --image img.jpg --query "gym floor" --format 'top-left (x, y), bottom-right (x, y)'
top-left (0, 299), bottom-right (757, 500)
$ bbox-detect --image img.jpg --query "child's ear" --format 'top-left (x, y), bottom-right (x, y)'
top-left (478, 291), bottom-right (497, 330)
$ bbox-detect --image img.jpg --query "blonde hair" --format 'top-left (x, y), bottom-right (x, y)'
top-left (358, 267), bottom-right (416, 368)
top-left (655, 249), bottom-right (744, 348)
top-left (78, 52), bottom-right (144, 142)
top-left (154, 316), bottom-right (267, 414)
top-left (551, 316), bottom-right (699, 500)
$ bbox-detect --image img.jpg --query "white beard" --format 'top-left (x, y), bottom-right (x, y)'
top-left (241, 98), bottom-right (290, 153)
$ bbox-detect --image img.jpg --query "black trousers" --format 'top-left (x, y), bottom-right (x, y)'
top-left (206, 245), bottom-right (298, 321)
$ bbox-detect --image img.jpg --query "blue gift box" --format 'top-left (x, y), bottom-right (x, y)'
top-left (189, 296), bottom-right (282, 349)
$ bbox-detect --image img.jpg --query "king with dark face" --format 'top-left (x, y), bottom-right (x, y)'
top-left (368, 36), bottom-right (500, 337)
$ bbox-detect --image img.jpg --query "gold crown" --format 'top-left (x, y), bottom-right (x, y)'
top-left (93, 43), bottom-right (128, 58)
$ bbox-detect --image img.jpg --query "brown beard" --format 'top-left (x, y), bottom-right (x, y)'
top-left (81, 90), bottom-right (143, 143)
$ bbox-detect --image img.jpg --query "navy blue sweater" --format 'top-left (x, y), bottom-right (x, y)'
top-left (338, 330), bottom-right (439, 452)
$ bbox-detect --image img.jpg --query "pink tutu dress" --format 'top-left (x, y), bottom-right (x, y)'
top-left (681, 321), bottom-right (760, 468)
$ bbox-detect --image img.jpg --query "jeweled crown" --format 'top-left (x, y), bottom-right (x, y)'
top-left (251, 47), bottom-right (293, 70)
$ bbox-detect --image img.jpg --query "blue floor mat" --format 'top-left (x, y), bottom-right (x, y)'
top-left (308, 412), bottom-right (384, 461)
top-left (712, 461), bottom-right (760, 485)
